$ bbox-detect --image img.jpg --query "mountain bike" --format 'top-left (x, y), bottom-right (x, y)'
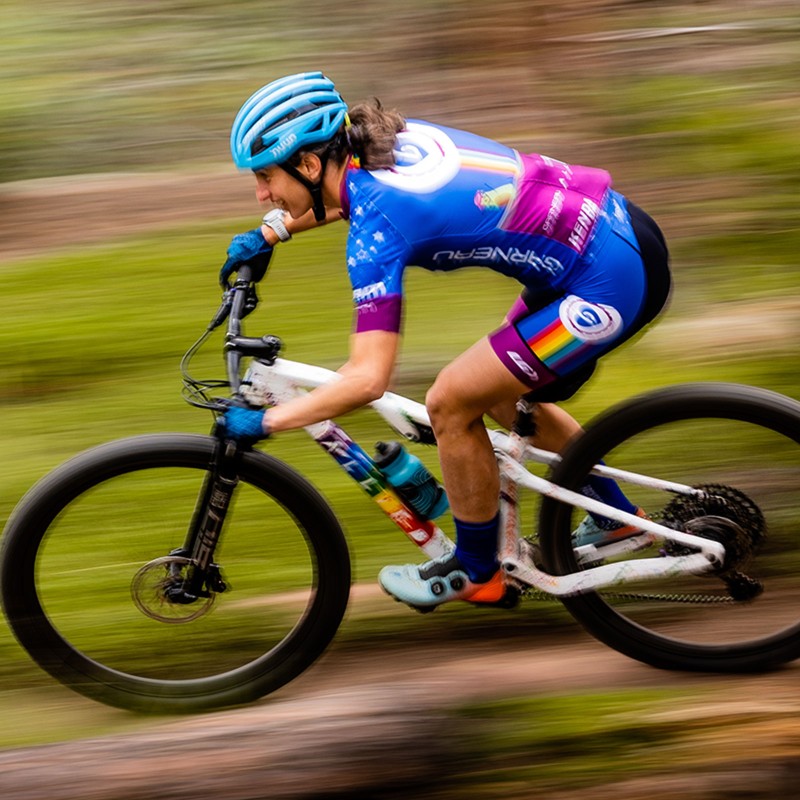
top-left (2, 266), bottom-right (799, 713)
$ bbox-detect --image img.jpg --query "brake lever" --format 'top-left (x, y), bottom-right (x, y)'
top-left (207, 290), bottom-right (233, 331)
top-left (240, 285), bottom-right (259, 319)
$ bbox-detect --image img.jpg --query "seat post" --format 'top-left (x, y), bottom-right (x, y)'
top-left (512, 397), bottom-right (538, 439)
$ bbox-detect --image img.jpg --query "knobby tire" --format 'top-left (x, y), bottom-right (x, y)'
top-left (1, 434), bottom-right (351, 713)
top-left (538, 382), bottom-right (800, 673)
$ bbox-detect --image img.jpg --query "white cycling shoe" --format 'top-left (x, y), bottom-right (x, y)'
top-left (572, 507), bottom-right (648, 547)
top-left (378, 552), bottom-right (508, 610)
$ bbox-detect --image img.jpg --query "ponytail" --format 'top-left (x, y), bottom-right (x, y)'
top-left (345, 99), bottom-right (405, 169)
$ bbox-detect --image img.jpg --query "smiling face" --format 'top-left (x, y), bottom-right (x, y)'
top-left (254, 166), bottom-right (309, 218)
top-left (253, 152), bottom-right (327, 218)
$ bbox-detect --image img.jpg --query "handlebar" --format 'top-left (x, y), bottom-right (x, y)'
top-left (224, 266), bottom-right (252, 392)
top-left (181, 264), bottom-right (282, 411)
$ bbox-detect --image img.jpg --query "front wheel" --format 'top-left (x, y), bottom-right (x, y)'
top-left (538, 383), bottom-right (800, 673)
top-left (1, 434), bottom-right (351, 713)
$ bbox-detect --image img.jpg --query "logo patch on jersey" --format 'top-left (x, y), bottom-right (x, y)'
top-left (506, 351), bottom-right (539, 382)
top-left (559, 295), bottom-right (622, 343)
top-left (353, 281), bottom-right (388, 303)
top-left (474, 182), bottom-right (515, 211)
top-left (371, 122), bottom-right (460, 193)
top-left (567, 198), bottom-right (600, 251)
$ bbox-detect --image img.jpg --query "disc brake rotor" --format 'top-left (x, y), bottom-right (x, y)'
top-left (131, 555), bottom-right (215, 623)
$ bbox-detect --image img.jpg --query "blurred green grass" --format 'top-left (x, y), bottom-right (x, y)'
top-left (452, 689), bottom-right (691, 794)
top-left (3, 0), bottom-right (800, 185)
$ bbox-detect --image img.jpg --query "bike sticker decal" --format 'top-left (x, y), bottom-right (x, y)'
top-left (317, 425), bottom-right (384, 495)
top-left (315, 424), bottom-right (437, 545)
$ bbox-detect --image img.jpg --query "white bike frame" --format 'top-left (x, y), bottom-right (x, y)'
top-left (242, 357), bottom-right (724, 597)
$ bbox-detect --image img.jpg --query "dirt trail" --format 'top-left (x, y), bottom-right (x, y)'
top-left (2, 592), bottom-right (799, 799)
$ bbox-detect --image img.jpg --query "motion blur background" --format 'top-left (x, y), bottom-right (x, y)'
top-left (1, 0), bottom-right (799, 793)
top-left (3, 0), bottom-right (798, 381)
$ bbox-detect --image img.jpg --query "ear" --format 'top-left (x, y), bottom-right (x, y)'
top-left (298, 153), bottom-right (323, 182)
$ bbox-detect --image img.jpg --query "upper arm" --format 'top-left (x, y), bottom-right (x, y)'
top-left (347, 194), bottom-right (411, 335)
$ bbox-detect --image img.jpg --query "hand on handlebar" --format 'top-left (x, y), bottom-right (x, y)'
top-left (217, 405), bottom-right (271, 443)
top-left (219, 228), bottom-right (274, 288)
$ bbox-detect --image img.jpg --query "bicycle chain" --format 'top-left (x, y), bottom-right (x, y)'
top-left (516, 539), bottom-right (740, 604)
top-left (521, 588), bottom-right (737, 604)
top-left (519, 478), bottom-right (767, 607)
top-left (522, 565), bottom-right (762, 605)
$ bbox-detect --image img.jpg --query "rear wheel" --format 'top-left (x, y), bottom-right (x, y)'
top-left (1, 434), bottom-right (351, 712)
top-left (538, 383), bottom-right (800, 672)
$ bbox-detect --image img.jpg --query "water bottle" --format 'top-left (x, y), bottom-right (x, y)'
top-left (374, 441), bottom-right (449, 520)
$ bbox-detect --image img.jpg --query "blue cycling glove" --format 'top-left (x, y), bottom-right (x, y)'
top-left (218, 406), bottom-right (270, 442)
top-left (219, 229), bottom-right (274, 287)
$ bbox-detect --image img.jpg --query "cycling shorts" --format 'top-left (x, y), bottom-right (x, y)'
top-left (488, 198), bottom-right (671, 401)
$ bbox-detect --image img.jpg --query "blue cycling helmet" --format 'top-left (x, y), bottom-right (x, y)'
top-left (231, 72), bottom-right (348, 171)
top-left (231, 72), bottom-right (348, 221)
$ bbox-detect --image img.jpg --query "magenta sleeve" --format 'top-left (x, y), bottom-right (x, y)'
top-left (353, 294), bottom-right (403, 333)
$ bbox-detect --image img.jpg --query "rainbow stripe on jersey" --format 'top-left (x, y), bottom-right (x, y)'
top-left (517, 294), bottom-right (624, 373)
top-left (459, 147), bottom-right (521, 177)
top-left (521, 316), bottom-right (592, 372)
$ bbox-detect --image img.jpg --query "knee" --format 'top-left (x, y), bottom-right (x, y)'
top-left (425, 366), bottom-right (479, 434)
top-left (424, 379), bottom-right (449, 429)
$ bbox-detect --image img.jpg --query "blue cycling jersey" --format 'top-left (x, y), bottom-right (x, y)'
top-left (341, 120), bottom-right (637, 333)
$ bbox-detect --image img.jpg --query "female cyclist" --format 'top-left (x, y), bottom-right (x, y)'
top-left (219, 71), bottom-right (671, 609)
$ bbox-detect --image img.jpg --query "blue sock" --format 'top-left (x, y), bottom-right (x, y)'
top-left (581, 461), bottom-right (637, 531)
top-left (454, 514), bottom-right (500, 583)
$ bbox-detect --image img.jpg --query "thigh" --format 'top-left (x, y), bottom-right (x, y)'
top-left (430, 337), bottom-right (535, 418)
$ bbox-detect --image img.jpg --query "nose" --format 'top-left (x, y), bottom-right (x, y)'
top-left (254, 174), bottom-right (271, 205)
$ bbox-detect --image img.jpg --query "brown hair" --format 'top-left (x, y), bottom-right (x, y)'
top-left (288, 97), bottom-right (405, 171)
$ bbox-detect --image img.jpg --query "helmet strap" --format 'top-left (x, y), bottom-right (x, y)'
top-left (280, 157), bottom-right (329, 223)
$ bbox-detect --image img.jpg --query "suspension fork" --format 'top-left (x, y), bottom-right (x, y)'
top-left (171, 434), bottom-right (241, 602)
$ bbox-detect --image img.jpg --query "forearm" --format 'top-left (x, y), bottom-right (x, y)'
top-left (260, 208), bottom-right (342, 245)
top-left (264, 330), bottom-right (399, 433)
top-left (265, 369), bottom-right (382, 433)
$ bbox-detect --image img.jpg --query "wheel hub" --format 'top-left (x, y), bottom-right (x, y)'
top-left (131, 555), bottom-right (215, 623)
